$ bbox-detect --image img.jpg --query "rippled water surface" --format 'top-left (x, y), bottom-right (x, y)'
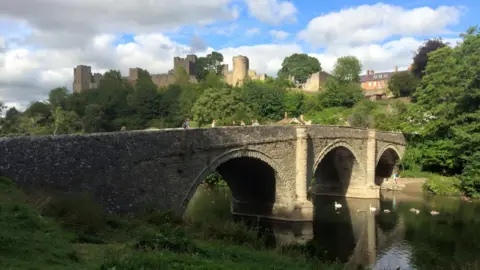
top-left (185, 186), bottom-right (480, 270)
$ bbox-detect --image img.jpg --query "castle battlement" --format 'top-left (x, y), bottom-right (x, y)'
top-left (72, 54), bottom-right (267, 93)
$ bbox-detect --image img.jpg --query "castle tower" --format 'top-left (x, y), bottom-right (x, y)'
top-left (73, 65), bottom-right (93, 93)
top-left (128, 68), bottom-right (140, 84)
top-left (232, 55), bottom-right (249, 86)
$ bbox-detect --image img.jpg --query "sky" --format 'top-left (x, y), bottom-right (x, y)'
top-left (0, 0), bottom-right (478, 110)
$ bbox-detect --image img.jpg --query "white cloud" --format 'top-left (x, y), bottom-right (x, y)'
top-left (244, 0), bottom-right (297, 24)
top-left (0, 0), bottom-right (238, 49)
top-left (246, 27), bottom-right (261, 36)
top-left (269, 30), bottom-right (289, 40)
top-left (298, 3), bottom-right (461, 47)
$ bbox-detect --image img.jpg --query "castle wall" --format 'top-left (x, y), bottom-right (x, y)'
top-left (73, 54), bottom-right (266, 92)
top-left (289, 71), bottom-right (330, 93)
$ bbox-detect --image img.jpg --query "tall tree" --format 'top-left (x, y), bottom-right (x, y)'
top-left (388, 71), bottom-right (419, 97)
top-left (242, 80), bottom-right (285, 120)
top-left (278, 53), bottom-right (321, 84)
top-left (319, 78), bottom-right (364, 108)
top-left (192, 87), bottom-right (246, 126)
top-left (411, 38), bottom-right (448, 79)
top-left (413, 26), bottom-right (480, 195)
top-left (0, 101), bottom-right (5, 115)
top-left (195, 52), bottom-right (224, 81)
top-left (48, 87), bottom-right (69, 108)
top-left (332, 56), bottom-right (362, 83)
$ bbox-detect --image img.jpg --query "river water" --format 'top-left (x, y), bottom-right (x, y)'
top-left (184, 185), bottom-right (480, 270)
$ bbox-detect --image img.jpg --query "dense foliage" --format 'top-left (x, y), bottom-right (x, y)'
top-left (277, 53), bottom-right (321, 83)
top-left (1, 27), bottom-right (479, 196)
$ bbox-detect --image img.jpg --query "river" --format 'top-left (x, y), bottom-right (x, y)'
top-left (184, 185), bottom-right (480, 270)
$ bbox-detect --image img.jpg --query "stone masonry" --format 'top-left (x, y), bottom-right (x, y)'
top-left (73, 55), bottom-right (267, 93)
top-left (0, 125), bottom-right (405, 221)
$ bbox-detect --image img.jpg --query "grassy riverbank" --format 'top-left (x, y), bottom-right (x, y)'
top-left (0, 177), bottom-right (341, 270)
top-left (399, 169), bottom-right (464, 197)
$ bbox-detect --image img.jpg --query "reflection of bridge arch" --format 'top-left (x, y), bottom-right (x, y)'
top-left (181, 149), bottom-right (281, 214)
top-left (312, 140), bottom-right (367, 196)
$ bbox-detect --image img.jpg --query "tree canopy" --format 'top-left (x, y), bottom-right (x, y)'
top-left (411, 38), bottom-right (448, 79)
top-left (332, 56), bottom-right (362, 83)
top-left (388, 71), bottom-right (419, 98)
top-left (195, 52), bottom-right (224, 81)
top-left (277, 53), bottom-right (321, 84)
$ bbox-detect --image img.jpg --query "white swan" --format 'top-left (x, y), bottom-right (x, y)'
top-left (334, 201), bottom-right (342, 209)
top-left (369, 204), bottom-right (377, 212)
top-left (430, 210), bottom-right (440, 215)
top-left (410, 208), bottom-right (420, 214)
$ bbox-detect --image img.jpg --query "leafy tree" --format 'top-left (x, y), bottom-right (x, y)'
top-left (242, 81), bottom-right (285, 120)
top-left (195, 52), bottom-right (224, 81)
top-left (48, 87), bottom-right (69, 108)
top-left (284, 91), bottom-right (305, 117)
top-left (411, 38), bottom-right (448, 79)
top-left (413, 26), bottom-right (480, 195)
top-left (82, 104), bottom-right (105, 133)
top-left (192, 87), bottom-right (246, 126)
top-left (388, 71), bottom-right (419, 97)
top-left (278, 53), bottom-right (321, 83)
top-left (332, 56), bottom-right (362, 83)
top-left (0, 101), bottom-right (5, 114)
top-left (127, 69), bottom-right (160, 122)
top-left (157, 84), bottom-right (183, 126)
top-left (318, 79), bottom-right (364, 108)
top-left (25, 101), bottom-right (52, 120)
top-left (52, 107), bottom-right (81, 135)
top-left (348, 101), bottom-right (376, 128)
top-left (174, 67), bottom-right (191, 86)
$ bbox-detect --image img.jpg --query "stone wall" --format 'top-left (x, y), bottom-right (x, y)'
top-left (0, 125), bottom-right (405, 220)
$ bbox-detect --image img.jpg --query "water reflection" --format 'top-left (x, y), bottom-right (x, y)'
top-left (185, 186), bottom-right (480, 269)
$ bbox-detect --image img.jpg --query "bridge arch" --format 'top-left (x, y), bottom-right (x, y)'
top-left (375, 144), bottom-right (401, 185)
top-left (312, 140), bottom-right (366, 195)
top-left (180, 148), bottom-right (281, 214)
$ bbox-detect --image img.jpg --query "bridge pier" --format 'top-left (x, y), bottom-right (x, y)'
top-left (291, 126), bottom-right (314, 221)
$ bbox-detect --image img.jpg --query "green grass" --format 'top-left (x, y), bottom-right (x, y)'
top-left (0, 177), bottom-right (341, 270)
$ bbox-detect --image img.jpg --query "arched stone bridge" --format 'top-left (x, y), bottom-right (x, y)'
top-left (0, 125), bottom-right (405, 221)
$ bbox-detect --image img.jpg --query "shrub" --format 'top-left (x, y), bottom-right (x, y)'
top-left (424, 174), bottom-right (462, 196)
top-left (41, 192), bottom-right (107, 238)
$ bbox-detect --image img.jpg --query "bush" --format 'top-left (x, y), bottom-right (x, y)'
top-left (424, 174), bottom-right (462, 196)
top-left (0, 195), bottom-right (80, 269)
top-left (135, 226), bottom-right (203, 255)
top-left (460, 153), bottom-right (480, 198)
top-left (40, 192), bottom-right (107, 238)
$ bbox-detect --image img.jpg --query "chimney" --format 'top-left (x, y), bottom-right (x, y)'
top-left (284, 112), bottom-right (288, 119)
top-left (394, 65), bottom-right (398, 72)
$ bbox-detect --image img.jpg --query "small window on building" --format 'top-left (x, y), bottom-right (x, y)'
top-left (368, 82), bottom-right (372, 87)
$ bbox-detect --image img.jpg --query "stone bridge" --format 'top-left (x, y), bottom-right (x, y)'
top-left (0, 125), bottom-right (405, 221)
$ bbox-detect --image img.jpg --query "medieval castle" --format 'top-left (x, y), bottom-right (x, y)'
top-left (73, 55), bottom-right (269, 93)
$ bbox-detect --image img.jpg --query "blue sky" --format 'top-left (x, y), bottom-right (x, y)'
top-left (0, 0), bottom-right (478, 109)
